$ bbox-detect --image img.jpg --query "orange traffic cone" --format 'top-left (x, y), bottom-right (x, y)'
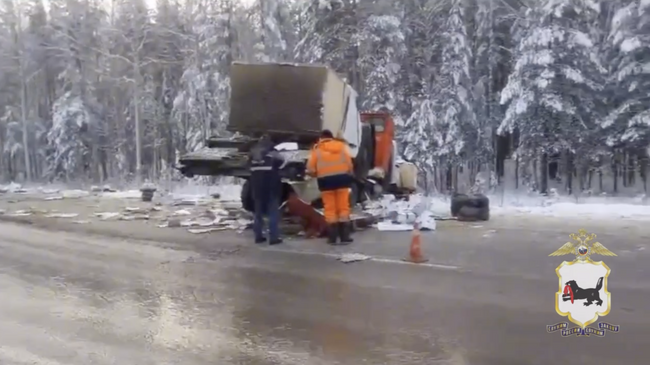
top-left (403, 223), bottom-right (428, 263)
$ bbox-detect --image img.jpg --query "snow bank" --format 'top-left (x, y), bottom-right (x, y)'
top-left (366, 192), bottom-right (650, 222)
top-left (492, 200), bottom-right (650, 219)
top-left (421, 193), bottom-right (650, 220)
top-left (0, 182), bottom-right (28, 193)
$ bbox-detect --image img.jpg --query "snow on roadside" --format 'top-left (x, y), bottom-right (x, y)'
top-left (100, 190), bottom-right (141, 199)
top-left (169, 184), bottom-right (241, 202)
top-left (0, 182), bottom-right (28, 193)
top-left (7, 179), bottom-right (650, 221)
top-left (493, 201), bottom-right (650, 219)
top-left (377, 193), bottom-right (650, 221)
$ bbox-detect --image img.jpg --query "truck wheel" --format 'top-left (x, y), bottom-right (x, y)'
top-left (354, 124), bottom-right (374, 178)
top-left (383, 159), bottom-right (394, 191)
top-left (311, 198), bottom-right (324, 210)
top-left (241, 180), bottom-right (255, 212)
top-left (349, 183), bottom-right (360, 208)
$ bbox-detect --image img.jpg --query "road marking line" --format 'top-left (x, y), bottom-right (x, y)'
top-left (259, 247), bottom-right (461, 270)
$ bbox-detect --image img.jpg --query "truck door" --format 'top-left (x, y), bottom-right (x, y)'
top-left (362, 114), bottom-right (394, 174)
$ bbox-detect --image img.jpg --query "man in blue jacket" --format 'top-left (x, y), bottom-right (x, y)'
top-left (249, 135), bottom-right (284, 245)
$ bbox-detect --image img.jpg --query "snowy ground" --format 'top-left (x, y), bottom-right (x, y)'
top-left (1, 180), bottom-right (649, 270)
top-left (3, 181), bottom-right (650, 230)
top-left (0, 181), bottom-right (251, 236)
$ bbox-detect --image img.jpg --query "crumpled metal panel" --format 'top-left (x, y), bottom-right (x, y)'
top-left (181, 148), bottom-right (239, 161)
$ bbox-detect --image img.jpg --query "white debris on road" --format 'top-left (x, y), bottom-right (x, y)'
top-left (7, 210), bottom-right (31, 217)
top-left (188, 227), bottom-right (228, 234)
top-left (44, 213), bottom-right (79, 218)
top-left (61, 190), bottom-right (90, 199)
top-left (100, 190), bottom-right (141, 199)
top-left (366, 194), bottom-right (439, 231)
top-left (94, 212), bottom-right (121, 220)
top-left (338, 253), bottom-right (371, 263)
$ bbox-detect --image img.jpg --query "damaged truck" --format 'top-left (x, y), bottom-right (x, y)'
top-left (177, 62), bottom-right (418, 211)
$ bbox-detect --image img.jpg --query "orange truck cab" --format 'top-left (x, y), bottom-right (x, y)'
top-left (360, 111), bottom-right (395, 176)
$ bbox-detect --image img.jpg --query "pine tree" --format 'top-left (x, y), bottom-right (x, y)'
top-left (499, 0), bottom-right (606, 192)
top-left (356, 14), bottom-right (406, 113)
top-left (431, 0), bottom-right (475, 160)
top-left (601, 0), bottom-right (650, 148)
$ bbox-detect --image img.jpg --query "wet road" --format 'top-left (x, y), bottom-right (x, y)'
top-left (0, 222), bottom-right (648, 365)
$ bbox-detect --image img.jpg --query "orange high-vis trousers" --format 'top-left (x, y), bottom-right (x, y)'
top-left (321, 188), bottom-right (350, 224)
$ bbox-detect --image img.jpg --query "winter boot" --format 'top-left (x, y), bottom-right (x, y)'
top-left (269, 237), bottom-right (283, 245)
top-left (327, 224), bottom-right (339, 244)
top-left (338, 222), bottom-right (354, 244)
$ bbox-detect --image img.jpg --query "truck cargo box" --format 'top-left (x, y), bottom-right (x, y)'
top-left (228, 62), bottom-right (356, 142)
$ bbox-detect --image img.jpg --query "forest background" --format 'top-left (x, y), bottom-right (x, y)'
top-left (1, 0), bottom-right (649, 196)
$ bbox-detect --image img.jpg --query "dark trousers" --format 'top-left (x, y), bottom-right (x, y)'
top-left (253, 194), bottom-right (280, 241)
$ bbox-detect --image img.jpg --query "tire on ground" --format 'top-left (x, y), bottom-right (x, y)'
top-left (450, 193), bottom-right (469, 216)
top-left (452, 193), bottom-right (490, 221)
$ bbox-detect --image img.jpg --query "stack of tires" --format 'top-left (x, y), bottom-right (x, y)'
top-left (140, 188), bottom-right (156, 202)
top-left (450, 193), bottom-right (490, 221)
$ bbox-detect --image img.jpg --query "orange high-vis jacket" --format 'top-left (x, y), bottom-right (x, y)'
top-left (306, 138), bottom-right (354, 191)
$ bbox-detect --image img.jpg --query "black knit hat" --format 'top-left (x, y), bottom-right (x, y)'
top-left (320, 129), bottom-right (333, 138)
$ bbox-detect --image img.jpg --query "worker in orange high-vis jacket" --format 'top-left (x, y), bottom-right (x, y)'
top-left (306, 129), bottom-right (354, 245)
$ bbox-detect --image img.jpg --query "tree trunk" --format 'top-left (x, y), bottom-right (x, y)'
top-left (540, 153), bottom-right (548, 194)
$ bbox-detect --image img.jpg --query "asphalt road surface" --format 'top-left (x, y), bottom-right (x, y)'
top-left (0, 221), bottom-right (648, 365)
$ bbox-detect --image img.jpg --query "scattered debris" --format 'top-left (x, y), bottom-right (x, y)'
top-left (209, 208), bottom-right (229, 216)
top-left (173, 209), bottom-right (192, 216)
top-left (100, 190), bottom-right (141, 199)
top-left (124, 207), bottom-right (148, 214)
top-left (164, 218), bottom-right (181, 228)
top-left (94, 212), bottom-right (121, 220)
top-left (416, 211), bottom-right (437, 231)
top-left (44, 213), bottom-right (79, 218)
top-left (119, 214), bottom-right (150, 221)
top-left (172, 197), bottom-right (212, 206)
top-left (338, 253), bottom-right (371, 263)
top-left (8, 210), bottom-right (32, 217)
top-left (61, 190), bottom-right (90, 199)
top-left (188, 227), bottom-right (227, 234)
top-left (364, 194), bottom-right (447, 231)
top-left (180, 218), bottom-right (209, 227)
top-left (44, 196), bottom-right (64, 201)
top-left (91, 185), bottom-right (117, 193)
top-left (482, 229), bottom-right (497, 238)
top-left (375, 210), bottom-right (436, 231)
top-left (375, 222), bottom-right (412, 231)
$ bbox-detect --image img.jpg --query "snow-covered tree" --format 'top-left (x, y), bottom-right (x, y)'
top-left (601, 0), bottom-right (650, 148)
top-left (356, 14), bottom-right (406, 113)
top-left (295, 0), bottom-right (361, 88)
top-left (499, 0), bottom-right (606, 192)
top-left (434, 0), bottom-right (475, 160)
